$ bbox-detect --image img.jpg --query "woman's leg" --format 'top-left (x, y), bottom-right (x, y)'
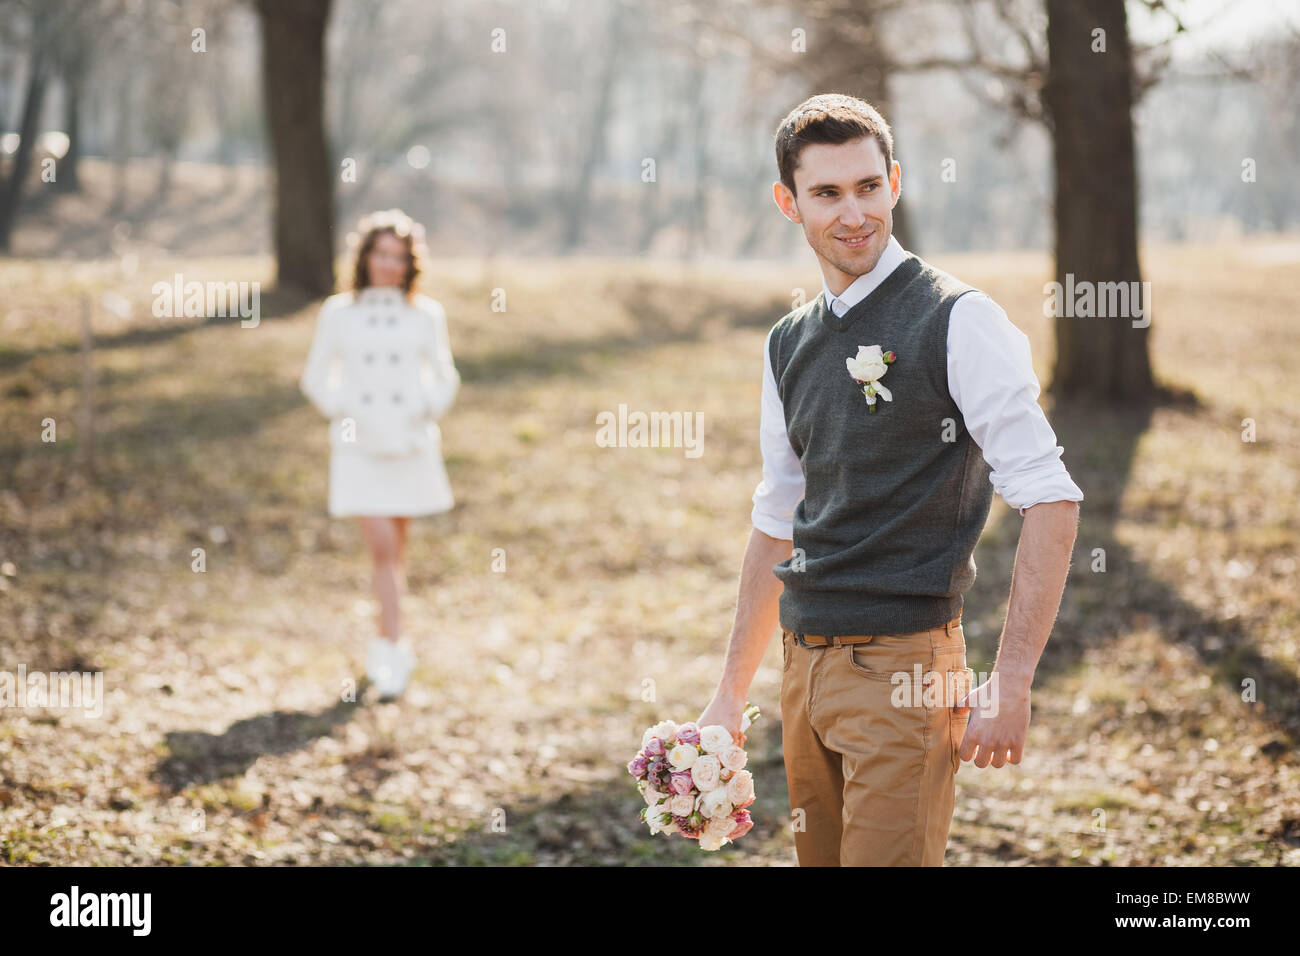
top-left (394, 516), bottom-right (410, 588)
top-left (358, 516), bottom-right (403, 640)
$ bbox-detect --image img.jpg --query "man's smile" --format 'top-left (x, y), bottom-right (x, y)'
top-left (835, 231), bottom-right (874, 248)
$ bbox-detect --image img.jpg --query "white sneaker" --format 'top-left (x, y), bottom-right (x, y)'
top-left (366, 637), bottom-right (414, 698)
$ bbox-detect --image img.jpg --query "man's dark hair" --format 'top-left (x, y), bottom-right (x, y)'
top-left (774, 93), bottom-right (895, 196)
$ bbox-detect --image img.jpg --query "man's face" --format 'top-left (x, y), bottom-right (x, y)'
top-left (773, 136), bottom-right (901, 294)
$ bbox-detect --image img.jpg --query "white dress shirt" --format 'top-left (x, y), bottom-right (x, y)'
top-left (751, 235), bottom-right (1084, 540)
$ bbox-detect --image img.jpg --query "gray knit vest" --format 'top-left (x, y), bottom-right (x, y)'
top-left (769, 252), bottom-right (994, 637)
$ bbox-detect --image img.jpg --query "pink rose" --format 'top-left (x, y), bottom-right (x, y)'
top-left (718, 745), bottom-right (747, 773)
top-left (644, 737), bottom-right (665, 757)
top-left (669, 771), bottom-right (694, 795)
top-left (728, 810), bottom-right (754, 840)
top-left (675, 722), bottom-right (702, 746)
top-left (725, 769), bottom-right (754, 807)
top-left (628, 754), bottom-right (648, 778)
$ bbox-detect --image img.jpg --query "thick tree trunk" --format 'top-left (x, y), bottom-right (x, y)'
top-left (254, 0), bottom-right (335, 296)
top-left (1044, 0), bottom-right (1156, 401)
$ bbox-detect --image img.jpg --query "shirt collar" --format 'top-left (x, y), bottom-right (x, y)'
top-left (356, 285), bottom-right (406, 306)
top-left (821, 235), bottom-right (906, 317)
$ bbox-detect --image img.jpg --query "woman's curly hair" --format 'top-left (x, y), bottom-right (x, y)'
top-left (345, 208), bottom-right (429, 298)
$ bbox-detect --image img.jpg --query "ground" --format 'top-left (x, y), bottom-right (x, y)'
top-left (1, 238), bottom-right (1298, 865)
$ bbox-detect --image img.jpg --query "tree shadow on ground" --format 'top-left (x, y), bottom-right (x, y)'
top-left (963, 389), bottom-right (1300, 749)
top-left (411, 724), bottom-right (793, 866)
top-left (153, 692), bottom-right (364, 791)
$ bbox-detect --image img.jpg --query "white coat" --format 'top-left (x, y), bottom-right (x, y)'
top-left (300, 285), bottom-right (460, 458)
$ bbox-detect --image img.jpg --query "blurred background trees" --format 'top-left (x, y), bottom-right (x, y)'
top-left (1, 0), bottom-right (1295, 398)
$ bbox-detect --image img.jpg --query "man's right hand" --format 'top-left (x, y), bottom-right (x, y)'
top-left (698, 690), bottom-right (746, 740)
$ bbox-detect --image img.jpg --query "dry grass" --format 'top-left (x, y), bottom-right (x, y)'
top-left (1, 238), bottom-right (1298, 865)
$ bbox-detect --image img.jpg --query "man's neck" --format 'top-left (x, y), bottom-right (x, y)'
top-left (820, 236), bottom-right (906, 308)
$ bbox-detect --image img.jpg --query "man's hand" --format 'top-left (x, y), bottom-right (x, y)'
top-left (955, 499), bottom-right (1077, 769)
top-left (956, 674), bottom-right (1031, 769)
top-left (697, 691), bottom-right (745, 740)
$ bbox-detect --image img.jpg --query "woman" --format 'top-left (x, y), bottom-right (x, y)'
top-left (299, 209), bottom-right (460, 699)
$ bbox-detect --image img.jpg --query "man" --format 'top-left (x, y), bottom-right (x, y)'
top-left (698, 93), bottom-right (1084, 866)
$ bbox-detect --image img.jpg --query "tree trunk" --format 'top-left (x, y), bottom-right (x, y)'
top-left (54, 54), bottom-right (84, 192)
top-left (561, 2), bottom-right (625, 252)
top-left (1044, 0), bottom-right (1156, 401)
top-left (254, 0), bottom-right (335, 297)
top-left (0, 12), bottom-right (53, 251)
top-left (109, 65), bottom-right (132, 215)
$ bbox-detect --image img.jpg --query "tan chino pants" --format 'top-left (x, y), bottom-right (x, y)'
top-left (780, 614), bottom-right (971, 866)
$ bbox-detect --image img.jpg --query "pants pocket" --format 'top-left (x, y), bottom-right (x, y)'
top-left (846, 631), bottom-right (934, 682)
top-left (930, 630), bottom-right (969, 776)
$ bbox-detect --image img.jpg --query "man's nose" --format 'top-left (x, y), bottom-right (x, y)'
top-left (839, 197), bottom-right (868, 229)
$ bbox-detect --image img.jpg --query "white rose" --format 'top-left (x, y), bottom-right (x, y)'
top-left (700, 815), bottom-right (734, 850)
top-left (669, 792), bottom-right (695, 817)
top-left (698, 829), bottom-right (728, 851)
top-left (706, 813), bottom-right (734, 835)
top-left (699, 786), bottom-right (734, 820)
top-left (691, 754), bottom-right (722, 791)
top-left (668, 744), bottom-right (698, 771)
top-left (846, 345), bottom-right (888, 382)
top-left (699, 725), bottom-right (734, 754)
top-left (650, 720), bottom-right (678, 743)
top-left (725, 769), bottom-right (754, 807)
top-left (644, 785), bottom-right (666, 807)
top-left (646, 805), bottom-right (671, 834)
top-left (718, 744), bottom-right (747, 772)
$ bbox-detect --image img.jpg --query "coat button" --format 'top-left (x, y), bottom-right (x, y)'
top-left (386, 316), bottom-right (396, 326)
top-left (392, 391), bottom-right (402, 403)
top-left (361, 392), bottom-right (372, 404)
top-left (367, 315), bottom-right (377, 326)
top-left (364, 352), bottom-right (375, 363)
top-left (389, 352), bottom-right (400, 363)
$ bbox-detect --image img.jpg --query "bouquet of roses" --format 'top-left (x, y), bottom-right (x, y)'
top-left (628, 704), bottom-right (760, 851)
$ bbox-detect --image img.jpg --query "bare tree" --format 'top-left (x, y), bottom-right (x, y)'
top-left (252, 0), bottom-right (335, 296)
top-left (893, 0), bottom-right (1180, 402)
top-left (561, 0), bottom-right (630, 251)
top-left (0, 0), bottom-right (58, 250)
top-left (1044, 0), bottom-right (1155, 400)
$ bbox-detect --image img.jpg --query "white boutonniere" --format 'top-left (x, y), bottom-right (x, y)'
top-left (846, 345), bottom-right (898, 413)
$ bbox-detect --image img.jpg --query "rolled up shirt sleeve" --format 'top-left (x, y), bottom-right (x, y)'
top-left (947, 292), bottom-right (1084, 516)
top-left (751, 325), bottom-right (805, 539)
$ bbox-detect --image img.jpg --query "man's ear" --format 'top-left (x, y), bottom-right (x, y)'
top-left (773, 181), bottom-right (801, 223)
top-left (889, 161), bottom-right (902, 207)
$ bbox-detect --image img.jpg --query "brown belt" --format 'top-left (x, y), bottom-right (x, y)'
top-left (783, 614), bottom-right (963, 647)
